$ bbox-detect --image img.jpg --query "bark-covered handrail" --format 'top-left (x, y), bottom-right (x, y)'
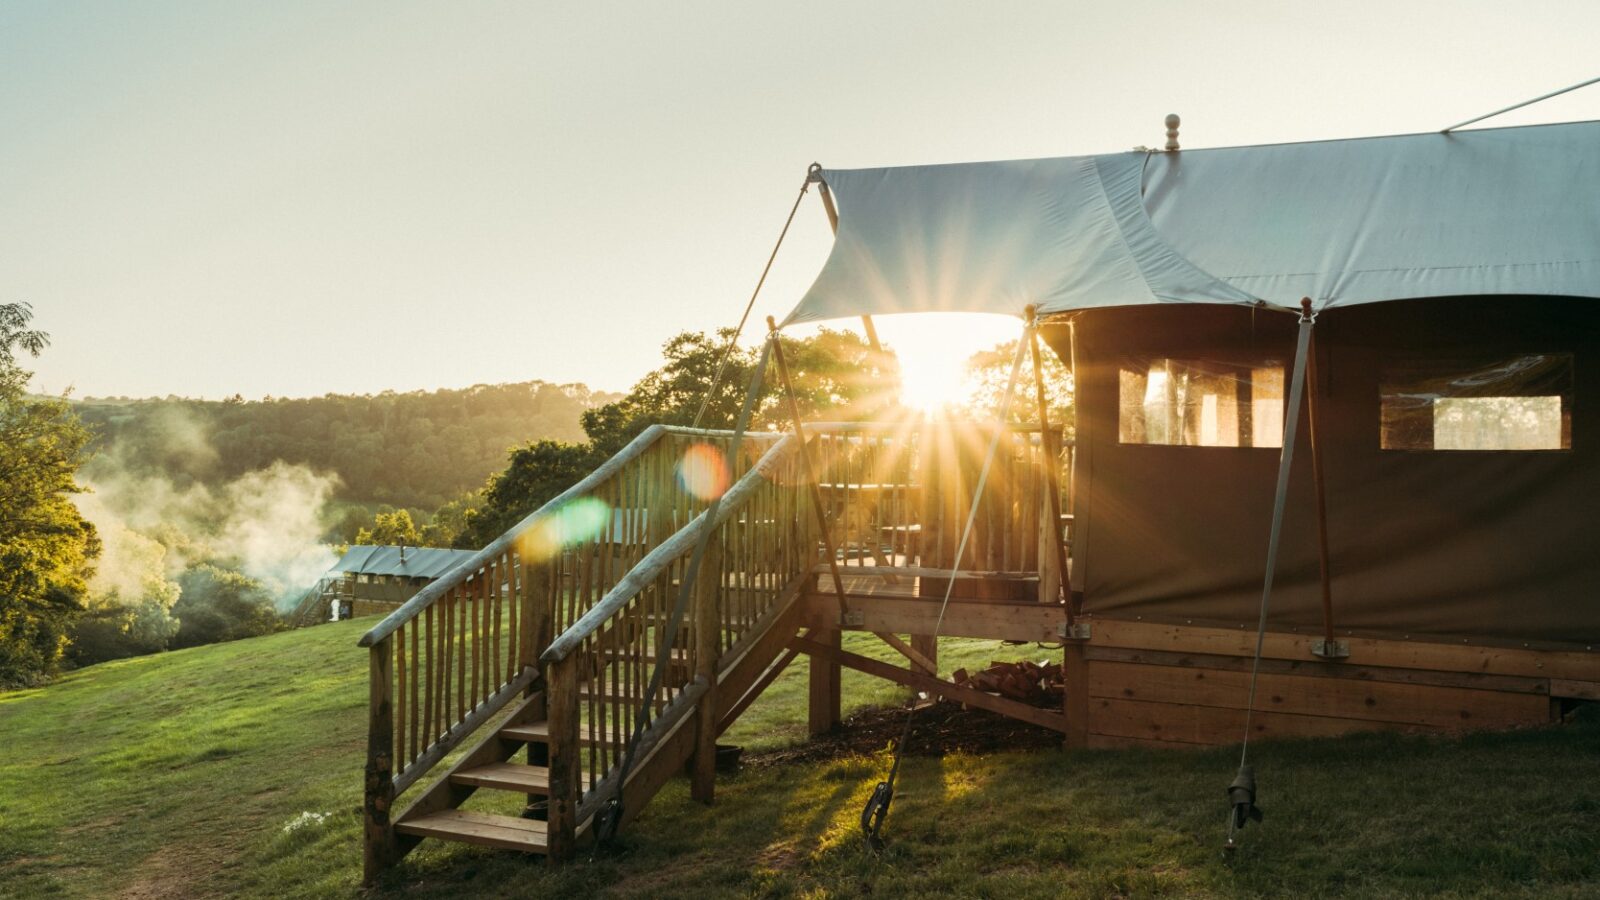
top-left (357, 424), bottom-right (781, 648)
top-left (806, 420), bottom-right (1070, 437)
top-left (540, 432), bottom-right (798, 664)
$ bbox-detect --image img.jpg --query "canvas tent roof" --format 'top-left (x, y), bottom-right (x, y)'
top-left (334, 545), bottom-right (478, 580)
top-left (783, 120), bottom-right (1600, 326)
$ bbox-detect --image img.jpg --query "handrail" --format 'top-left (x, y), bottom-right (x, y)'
top-left (541, 433), bottom-right (798, 664)
top-left (358, 424), bottom-right (775, 648)
top-left (806, 420), bottom-right (1070, 437)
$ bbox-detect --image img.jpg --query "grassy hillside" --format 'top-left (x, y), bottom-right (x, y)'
top-left (1, 620), bottom-right (1596, 899)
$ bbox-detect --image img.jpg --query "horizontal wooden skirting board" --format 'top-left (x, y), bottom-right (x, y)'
top-left (1089, 696), bottom-right (1434, 747)
top-left (798, 590), bottom-right (1065, 643)
top-left (1085, 646), bottom-right (1553, 696)
top-left (1087, 659), bottom-right (1551, 730)
top-left (1551, 678), bottom-right (1600, 701)
top-left (1088, 619), bottom-right (1600, 681)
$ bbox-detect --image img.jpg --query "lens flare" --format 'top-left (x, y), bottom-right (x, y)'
top-left (677, 443), bottom-right (731, 501)
top-left (524, 497), bottom-right (611, 561)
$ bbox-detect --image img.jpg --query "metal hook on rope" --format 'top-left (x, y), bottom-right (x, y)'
top-left (858, 328), bottom-right (1034, 852)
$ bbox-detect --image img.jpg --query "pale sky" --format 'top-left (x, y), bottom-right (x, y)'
top-left (4, 1), bottom-right (1598, 400)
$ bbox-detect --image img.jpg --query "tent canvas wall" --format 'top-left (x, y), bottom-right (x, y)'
top-left (1051, 295), bottom-right (1598, 648)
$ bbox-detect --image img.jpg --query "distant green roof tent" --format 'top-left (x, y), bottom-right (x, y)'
top-left (333, 545), bottom-right (479, 580)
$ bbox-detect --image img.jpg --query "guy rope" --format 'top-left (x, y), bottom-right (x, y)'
top-left (1224, 298), bottom-right (1316, 853)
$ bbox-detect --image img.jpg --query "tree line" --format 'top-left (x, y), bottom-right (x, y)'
top-left (75, 380), bottom-right (615, 513)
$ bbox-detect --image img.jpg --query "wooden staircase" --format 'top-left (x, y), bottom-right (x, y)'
top-left (359, 426), bottom-right (811, 882)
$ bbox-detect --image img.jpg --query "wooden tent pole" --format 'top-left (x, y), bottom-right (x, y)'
top-left (1301, 298), bottom-right (1341, 656)
top-left (1026, 307), bottom-right (1073, 617)
top-left (767, 316), bottom-right (852, 620)
top-left (812, 166), bottom-right (884, 358)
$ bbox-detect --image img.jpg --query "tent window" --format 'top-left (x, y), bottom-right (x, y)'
top-left (1381, 354), bottom-right (1572, 451)
top-left (1118, 358), bottom-right (1285, 447)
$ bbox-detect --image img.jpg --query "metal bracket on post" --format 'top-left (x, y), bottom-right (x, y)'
top-left (1056, 621), bottom-right (1091, 640)
top-left (1311, 639), bottom-right (1350, 659)
top-left (840, 609), bottom-right (865, 628)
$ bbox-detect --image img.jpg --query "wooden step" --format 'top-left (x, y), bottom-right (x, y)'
top-left (500, 720), bottom-right (627, 746)
top-left (395, 809), bottom-right (548, 853)
top-left (599, 646), bottom-right (690, 664)
top-left (451, 761), bottom-right (597, 794)
top-left (579, 685), bottom-right (682, 706)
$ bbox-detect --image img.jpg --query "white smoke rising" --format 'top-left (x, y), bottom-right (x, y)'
top-left (75, 407), bottom-right (341, 612)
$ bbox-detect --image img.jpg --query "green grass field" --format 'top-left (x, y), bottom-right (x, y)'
top-left (1, 618), bottom-right (1596, 899)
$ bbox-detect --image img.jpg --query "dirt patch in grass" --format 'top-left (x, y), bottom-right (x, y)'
top-left (743, 700), bottom-right (1061, 767)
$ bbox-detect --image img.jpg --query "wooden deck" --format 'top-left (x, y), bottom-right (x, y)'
top-left (791, 572), bottom-right (1597, 749)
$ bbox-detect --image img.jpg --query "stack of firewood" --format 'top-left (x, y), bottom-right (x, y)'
top-left (951, 659), bottom-right (1064, 708)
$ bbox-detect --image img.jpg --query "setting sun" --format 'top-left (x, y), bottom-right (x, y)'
top-left (870, 313), bottom-right (1026, 412)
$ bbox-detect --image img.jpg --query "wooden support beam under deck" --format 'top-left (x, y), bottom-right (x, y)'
top-left (791, 635), bottom-right (1068, 733)
top-left (798, 588), bottom-right (1067, 644)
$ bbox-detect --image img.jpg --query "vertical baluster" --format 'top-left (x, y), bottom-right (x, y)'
top-left (455, 583), bottom-right (467, 725)
top-left (424, 604), bottom-right (437, 743)
top-left (440, 589), bottom-right (454, 730)
top-left (409, 613), bottom-right (420, 763)
top-left (470, 570), bottom-right (482, 708)
top-left (587, 634), bottom-right (599, 793)
top-left (394, 622), bottom-right (406, 771)
top-left (506, 548), bottom-right (519, 685)
top-left (608, 607), bottom-right (620, 777)
top-left (494, 551), bottom-right (506, 687)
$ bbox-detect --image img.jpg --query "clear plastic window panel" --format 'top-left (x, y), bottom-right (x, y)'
top-left (1380, 354), bottom-right (1572, 451)
top-left (1118, 358), bottom-right (1285, 447)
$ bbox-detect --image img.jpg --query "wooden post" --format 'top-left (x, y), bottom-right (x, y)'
top-left (521, 553), bottom-right (551, 797)
top-left (1027, 312), bottom-right (1073, 612)
top-left (691, 536), bottom-right (722, 803)
top-left (910, 634), bottom-right (938, 677)
top-left (544, 655), bottom-right (580, 864)
top-left (362, 637), bottom-right (398, 884)
top-left (1062, 640), bottom-right (1089, 749)
top-left (768, 317), bottom-right (849, 735)
top-left (809, 625), bottom-right (842, 735)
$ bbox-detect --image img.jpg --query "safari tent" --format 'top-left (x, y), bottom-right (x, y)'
top-left (778, 120), bottom-right (1600, 759)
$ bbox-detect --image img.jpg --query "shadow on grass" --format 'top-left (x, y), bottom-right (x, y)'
top-left (370, 709), bottom-right (1600, 899)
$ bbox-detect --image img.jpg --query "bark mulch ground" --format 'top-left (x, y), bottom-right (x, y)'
top-left (742, 699), bottom-right (1062, 768)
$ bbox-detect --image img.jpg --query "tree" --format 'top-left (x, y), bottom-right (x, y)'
top-left (580, 326), bottom-right (894, 456)
top-left (355, 509), bottom-right (422, 547)
top-left (963, 339), bottom-right (1074, 432)
top-left (171, 564), bottom-right (280, 649)
top-left (454, 440), bottom-right (596, 549)
top-left (0, 304), bottom-right (99, 687)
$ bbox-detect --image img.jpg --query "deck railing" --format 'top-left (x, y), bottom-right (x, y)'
top-left (360, 418), bottom-right (1070, 872)
top-left (803, 420), bottom-right (1072, 581)
top-left (537, 432), bottom-right (810, 855)
top-left (356, 424), bottom-right (779, 870)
